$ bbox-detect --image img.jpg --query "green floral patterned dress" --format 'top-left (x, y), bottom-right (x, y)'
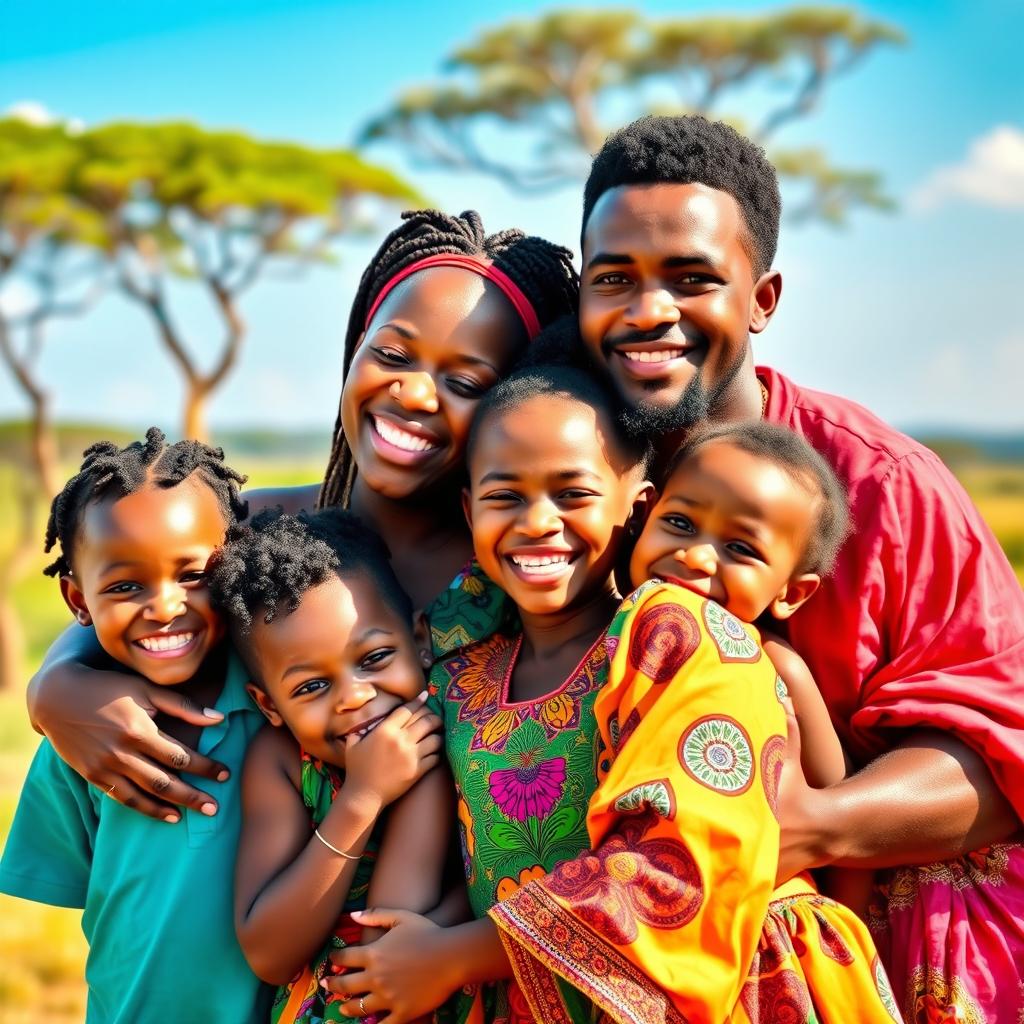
top-left (271, 753), bottom-right (383, 1024)
top-left (428, 562), bottom-right (606, 1024)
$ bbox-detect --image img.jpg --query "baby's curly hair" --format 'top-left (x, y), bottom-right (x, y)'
top-left (583, 115), bottom-right (782, 275)
top-left (44, 427), bottom-right (247, 577)
top-left (207, 506), bottom-right (410, 635)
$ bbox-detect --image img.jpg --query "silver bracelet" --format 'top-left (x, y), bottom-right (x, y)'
top-left (314, 827), bottom-right (361, 860)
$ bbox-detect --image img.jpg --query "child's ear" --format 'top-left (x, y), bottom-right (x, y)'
top-left (411, 610), bottom-right (433, 670)
top-left (769, 572), bottom-right (820, 621)
top-left (245, 683), bottom-right (284, 727)
top-left (750, 269), bottom-right (782, 334)
top-left (60, 575), bottom-right (92, 627)
top-left (461, 487), bottom-right (473, 531)
top-left (627, 481), bottom-right (657, 537)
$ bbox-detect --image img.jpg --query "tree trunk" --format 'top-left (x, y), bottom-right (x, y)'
top-left (182, 380), bottom-right (211, 443)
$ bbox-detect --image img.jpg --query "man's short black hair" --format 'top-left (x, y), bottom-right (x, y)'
top-left (582, 115), bottom-right (782, 276)
top-left (664, 421), bottom-right (849, 575)
top-left (208, 507), bottom-right (411, 638)
top-left (466, 333), bottom-right (652, 475)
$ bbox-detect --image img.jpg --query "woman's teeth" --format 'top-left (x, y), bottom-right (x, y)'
top-left (137, 632), bottom-right (194, 652)
top-left (373, 416), bottom-right (437, 452)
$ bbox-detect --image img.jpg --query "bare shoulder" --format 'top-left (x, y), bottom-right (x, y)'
top-left (241, 483), bottom-right (322, 518)
top-left (760, 631), bottom-right (814, 688)
top-left (244, 725), bottom-right (302, 790)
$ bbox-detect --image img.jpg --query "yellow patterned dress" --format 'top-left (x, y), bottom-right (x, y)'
top-left (480, 581), bottom-right (904, 1024)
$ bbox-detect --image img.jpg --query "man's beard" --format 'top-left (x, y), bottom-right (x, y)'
top-left (616, 349), bottom-right (746, 442)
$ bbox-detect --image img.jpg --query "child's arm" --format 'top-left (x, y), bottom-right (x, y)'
top-left (762, 633), bottom-right (848, 788)
top-left (26, 624), bottom-right (229, 821)
top-left (363, 765), bottom-right (454, 940)
top-left (762, 634), bottom-right (878, 917)
top-left (235, 699), bottom-right (442, 985)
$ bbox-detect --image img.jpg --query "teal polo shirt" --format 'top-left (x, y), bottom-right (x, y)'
top-left (0, 652), bottom-right (273, 1023)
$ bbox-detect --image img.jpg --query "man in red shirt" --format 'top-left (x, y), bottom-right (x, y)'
top-left (577, 114), bottom-right (1024, 1022)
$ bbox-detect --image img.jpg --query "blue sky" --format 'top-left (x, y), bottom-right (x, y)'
top-left (1, 0), bottom-right (1022, 435)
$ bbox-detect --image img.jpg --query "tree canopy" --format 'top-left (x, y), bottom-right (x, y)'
top-left (360, 6), bottom-right (905, 224)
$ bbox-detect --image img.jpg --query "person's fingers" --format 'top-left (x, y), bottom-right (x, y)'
top-left (349, 907), bottom-right (408, 929)
top-left (113, 752), bottom-right (220, 817)
top-left (335, 991), bottom-right (386, 1020)
top-left (415, 734), bottom-right (443, 758)
top-left (412, 753), bottom-right (441, 781)
top-left (329, 947), bottom-right (369, 971)
top-left (146, 684), bottom-right (224, 725)
top-left (405, 710), bottom-right (442, 741)
top-left (147, 729), bottom-right (229, 781)
top-left (99, 775), bottom-right (181, 823)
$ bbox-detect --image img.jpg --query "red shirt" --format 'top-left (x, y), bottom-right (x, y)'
top-left (761, 366), bottom-right (1024, 820)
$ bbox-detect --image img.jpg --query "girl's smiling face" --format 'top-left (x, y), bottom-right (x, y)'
top-left (341, 266), bottom-right (527, 501)
top-left (242, 573), bottom-right (430, 769)
top-left (465, 394), bottom-right (650, 619)
top-left (60, 478), bottom-right (229, 686)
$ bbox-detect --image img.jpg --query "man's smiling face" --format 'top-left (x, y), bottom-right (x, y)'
top-left (579, 181), bottom-right (778, 435)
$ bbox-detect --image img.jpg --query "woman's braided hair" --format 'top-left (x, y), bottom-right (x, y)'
top-left (318, 209), bottom-right (579, 510)
top-left (43, 427), bottom-right (248, 577)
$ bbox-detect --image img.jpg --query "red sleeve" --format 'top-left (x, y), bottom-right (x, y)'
top-left (850, 449), bottom-right (1024, 822)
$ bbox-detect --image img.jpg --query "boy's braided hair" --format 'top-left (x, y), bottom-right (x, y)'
top-left (319, 209), bottom-right (579, 510)
top-left (208, 506), bottom-right (411, 636)
top-left (583, 115), bottom-right (782, 276)
top-left (43, 427), bottom-right (248, 577)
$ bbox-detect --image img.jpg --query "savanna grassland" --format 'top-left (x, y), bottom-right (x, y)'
top-left (0, 443), bottom-right (1022, 1023)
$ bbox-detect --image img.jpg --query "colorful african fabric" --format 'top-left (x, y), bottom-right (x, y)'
top-left (867, 844), bottom-right (1024, 1023)
top-left (428, 559), bottom-right (519, 662)
top-left (485, 581), bottom-right (900, 1024)
top-left (271, 752), bottom-right (382, 1024)
top-left (762, 365), bottom-right (1024, 1019)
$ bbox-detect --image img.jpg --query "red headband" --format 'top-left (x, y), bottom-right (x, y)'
top-left (363, 252), bottom-right (542, 340)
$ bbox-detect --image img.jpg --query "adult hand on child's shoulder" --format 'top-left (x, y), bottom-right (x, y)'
top-left (31, 662), bottom-right (229, 823)
top-left (342, 694), bottom-right (443, 811)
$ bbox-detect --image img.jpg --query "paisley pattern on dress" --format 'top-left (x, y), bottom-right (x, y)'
top-left (760, 735), bottom-right (786, 819)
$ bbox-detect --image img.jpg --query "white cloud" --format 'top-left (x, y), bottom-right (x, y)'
top-left (4, 100), bottom-right (84, 134)
top-left (910, 125), bottom-right (1024, 211)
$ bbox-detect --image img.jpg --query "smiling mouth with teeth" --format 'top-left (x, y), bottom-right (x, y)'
top-left (136, 632), bottom-right (195, 654)
top-left (372, 415), bottom-right (439, 453)
top-left (621, 349), bottom-right (686, 363)
top-left (508, 553), bottom-right (574, 577)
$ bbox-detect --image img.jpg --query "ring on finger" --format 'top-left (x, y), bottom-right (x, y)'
top-left (105, 783), bottom-right (116, 798)
top-left (358, 995), bottom-right (366, 1017)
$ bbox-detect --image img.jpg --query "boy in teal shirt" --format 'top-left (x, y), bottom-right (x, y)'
top-left (0, 430), bottom-right (269, 1022)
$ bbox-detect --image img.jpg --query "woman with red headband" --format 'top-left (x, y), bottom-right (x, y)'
top-left (26, 208), bottom-right (578, 819)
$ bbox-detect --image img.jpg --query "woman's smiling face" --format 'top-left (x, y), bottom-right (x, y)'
top-left (340, 266), bottom-right (527, 501)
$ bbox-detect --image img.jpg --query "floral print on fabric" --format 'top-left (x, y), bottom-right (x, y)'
top-left (679, 715), bottom-right (755, 795)
top-left (869, 841), bottom-right (1024, 1024)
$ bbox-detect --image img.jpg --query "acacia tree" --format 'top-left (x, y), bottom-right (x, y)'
top-left (0, 118), bottom-right (109, 690)
top-left (360, 7), bottom-right (905, 223)
top-left (74, 122), bottom-right (423, 440)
